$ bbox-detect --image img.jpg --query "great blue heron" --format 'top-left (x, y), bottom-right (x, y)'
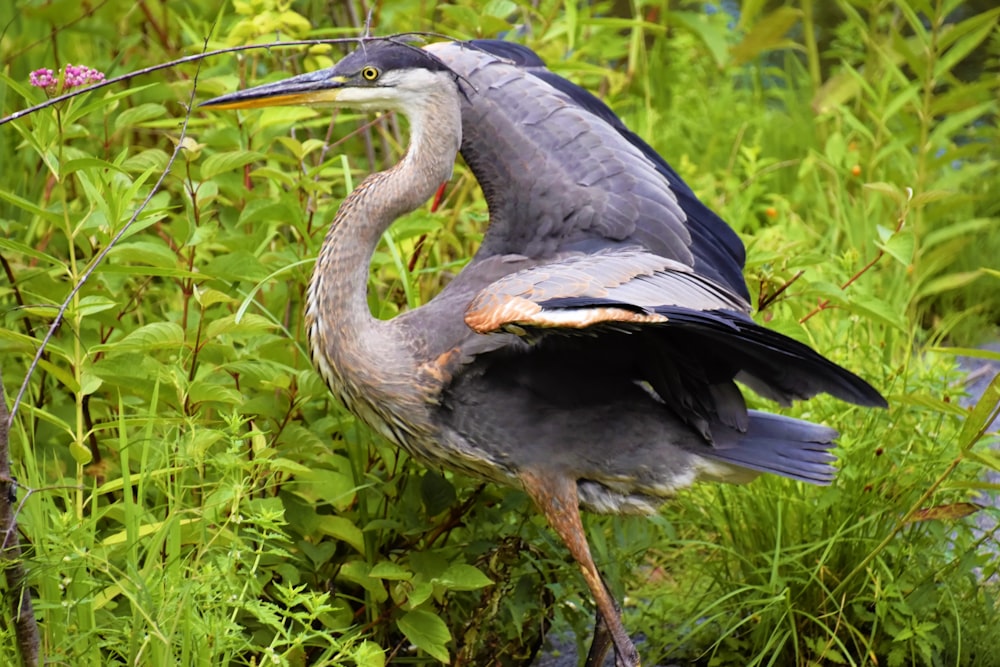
top-left (204, 38), bottom-right (886, 666)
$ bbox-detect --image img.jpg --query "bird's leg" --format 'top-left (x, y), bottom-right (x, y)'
top-left (520, 470), bottom-right (641, 667)
top-left (587, 573), bottom-right (635, 667)
top-left (585, 602), bottom-right (614, 667)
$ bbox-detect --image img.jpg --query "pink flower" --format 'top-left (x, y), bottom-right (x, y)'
top-left (29, 68), bottom-right (57, 91)
top-left (29, 64), bottom-right (105, 95)
top-left (63, 64), bottom-right (105, 88)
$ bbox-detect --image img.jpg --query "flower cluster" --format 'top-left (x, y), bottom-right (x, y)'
top-left (64, 64), bottom-right (105, 87)
top-left (29, 63), bottom-right (105, 94)
top-left (29, 68), bottom-right (57, 90)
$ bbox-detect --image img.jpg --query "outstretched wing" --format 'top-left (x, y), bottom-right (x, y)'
top-left (458, 248), bottom-right (885, 433)
top-left (425, 39), bottom-right (748, 301)
top-left (406, 39), bottom-right (884, 443)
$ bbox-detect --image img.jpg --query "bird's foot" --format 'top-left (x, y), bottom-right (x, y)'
top-left (585, 596), bottom-right (640, 667)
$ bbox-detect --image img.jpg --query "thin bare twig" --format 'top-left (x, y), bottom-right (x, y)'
top-left (758, 269), bottom-right (804, 312)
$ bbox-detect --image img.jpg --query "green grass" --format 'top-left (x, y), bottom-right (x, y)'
top-left (2, 1), bottom-right (999, 665)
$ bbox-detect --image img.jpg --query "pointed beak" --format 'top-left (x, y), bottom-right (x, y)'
top-left (201, 69), bottom-right (349, 110)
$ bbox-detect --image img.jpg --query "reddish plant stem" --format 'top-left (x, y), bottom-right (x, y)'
top-left (799, 208), bottom-right (908, 324)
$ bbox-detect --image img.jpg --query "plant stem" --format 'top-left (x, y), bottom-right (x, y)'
top-left (0, 371), bottom-right (41, 667)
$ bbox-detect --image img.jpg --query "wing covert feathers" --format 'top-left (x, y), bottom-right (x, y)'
top-left (465, 248), bottom-right (747, 333)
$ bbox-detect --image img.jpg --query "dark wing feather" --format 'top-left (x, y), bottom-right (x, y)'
top-left (456, 248), bottom-right (885, 437)
top-left (455, 39), bottom-right (748, 300)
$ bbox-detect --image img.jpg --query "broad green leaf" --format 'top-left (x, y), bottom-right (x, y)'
top-left (917, 271), bottom-right (983, 298)
top-left (943, 481), bottom-right (1000, 493)
top-left (338, 561), bottom-right (387, 603)
top-left (434, 564), bottom-right (493, 592)
top-left (275, 136), bottom-right (304, 160)
top-left (114, 103), bottom-right (168, 131)
top-left (397, 609), bottom-right (451, 663)
top-left (841, 295), bottom-right (908, 333)
top-left (69, 440), bottom-right (93, 465)
top-left (420, 470), bottom-right (456, 517)
top-left (79, 371), bottom-right (102, 396)
top-left (293, 468), bottom-right (357, 511)
top-left (108, 240), bottom-right (178, 268)
top-left (369, 561), bottom-right (413, 581)
top-left (404, 579), bottom-right (434, 608)
top-left (248, 166), bottom-right (296, 188)
top-left (671, 11), bottom-right (730, 69)
top-left (92, 584), bottom-right (123, 611)
top-left (730, 7), bottom-right (802, 66)
top-left (203, 313), bottom-right (276, 341)
top-left (876, 230), bottom-right (914, 267)
top-left (257, 106), bottom-right (318, 129)
top-left (889, 392), bottom-right (968, 418)
top-left (0, 187), bottom-right (62, 222)
top-left (824, 132), bottom-right (846, 167)
top-left (75, 295), bottom-right (118, 317)
top-left (200, 150), bottom-right (266, 180)
top-left (958, 371), bottom-right (1000, 452)
top-left (483, 0), bottom-right (516, 18)
top-left (0, 327), bottom-right (45, 352)
top-left (188, 379), bottom-right (243, 406)
top-left (122, 148), bottom-right (170, 173)
top-left (929, 101), bottom-right (996, 147)
top-left (95, 265), bottom-right (202, 279)
top-left (94, 322), bottom-right (185, 353)
top-left (16, 403), bottom-right (74, 437)
top-left (438, 4), bottom-right (479, 29)
top-left (316, 516), bottom-right (365, 554)
top-left (812, 34), bottom-right (913, 112)
top-left (737, 0), bottom-right (768, 30)
top-left (193, 287), bottom-right (237, 308)
top-left (408, 550), bottom-right (450, 581)
top-left (38, 358), bottom-right (80, 393)
top-left (204, 251), bottom-right (271, 282)
top-left (61, 156), bottom-right (130, 178)
top-left (0, 237), bottom-right (67, 267)
top-left (922, 217), bottom-right (993, 250)
top-left (352, 641), bottom-right (386, 667)
top-left (102, 517), bottom-right (198, 546)
top-left (64, 82), bottom-right (157, 126)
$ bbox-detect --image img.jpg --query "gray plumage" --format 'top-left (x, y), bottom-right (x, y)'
top-left (203, 37), bottom-right (886, 667)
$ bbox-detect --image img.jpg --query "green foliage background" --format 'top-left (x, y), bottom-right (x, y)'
top-left (1, 0), bottom-right (999, 665)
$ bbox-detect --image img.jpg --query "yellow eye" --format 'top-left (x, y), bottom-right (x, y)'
top-left (361, 66), bottom-right (379, 81)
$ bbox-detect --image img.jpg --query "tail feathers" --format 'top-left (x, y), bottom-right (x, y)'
top-left (654, 306), bottom-right (888, 409)
top-left (704, 411), bottom-right (839, 485)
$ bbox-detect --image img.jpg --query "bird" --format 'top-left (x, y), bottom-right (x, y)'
top-left (203, 37), bottom-right (886, 667)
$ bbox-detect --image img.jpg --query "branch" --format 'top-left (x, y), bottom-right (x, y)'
top-left (799, 194), bottom-right (911, 324)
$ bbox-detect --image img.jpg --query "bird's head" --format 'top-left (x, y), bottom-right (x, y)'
top-left (202, 39), bottom-right (460, 114)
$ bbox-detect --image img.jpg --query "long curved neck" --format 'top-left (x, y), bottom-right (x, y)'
top-left (306, 79), bottom-right (462, 425)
